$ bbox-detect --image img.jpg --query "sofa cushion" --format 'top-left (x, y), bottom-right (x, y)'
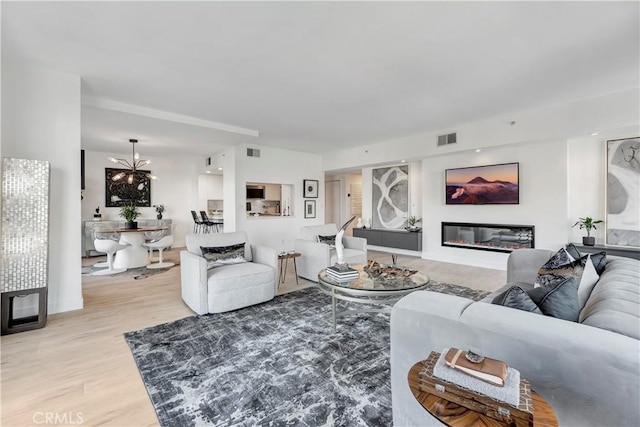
top-left (207, 262), bottom-right (273, 293)
top-left (580, 258), bottom-right (640, 339)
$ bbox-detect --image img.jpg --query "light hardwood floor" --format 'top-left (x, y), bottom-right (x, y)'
top-left (1, 249), bottom-right (505, 427)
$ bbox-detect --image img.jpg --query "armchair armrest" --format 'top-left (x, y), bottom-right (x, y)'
top-left (343, 236), bottom-right (366, 252)
top-left (180, 250), bottom-right (208, 315)
top-left (251, 245), bottom-right (278, 292)
top-left (294, 239), bottom-right (331, 281)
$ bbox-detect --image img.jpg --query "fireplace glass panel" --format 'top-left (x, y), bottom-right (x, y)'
top-left (442, 222), bottom-right (534, 253)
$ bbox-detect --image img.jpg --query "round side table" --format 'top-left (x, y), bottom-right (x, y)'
top-left (408, 360), bottom-right (558, 427)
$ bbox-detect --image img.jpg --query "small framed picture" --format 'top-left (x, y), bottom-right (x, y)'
top-left (303, 179), bottom-right (319, 198)
top-left (304, 200), bottom-right (316, 218)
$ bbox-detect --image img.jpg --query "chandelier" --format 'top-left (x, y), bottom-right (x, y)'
top-left (109, 139), bottom-right (158, 184)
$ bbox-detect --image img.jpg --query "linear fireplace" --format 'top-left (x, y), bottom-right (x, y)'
top-left (442, 222), bottom-right (534, 253)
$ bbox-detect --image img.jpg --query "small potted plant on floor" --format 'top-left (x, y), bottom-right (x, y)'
top-left (120, 203), bottom-right (141, 229)
top-left (153, 204), bottom-right (165, 220)
top-left (405, 215), bottom-right (422, 232)
top-left (572, 216), bottom-right (603, 246)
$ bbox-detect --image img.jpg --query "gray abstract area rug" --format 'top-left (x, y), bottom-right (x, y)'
top-left (125, 283), bottom-right (489, 427)
top-left (81, 262), bottom-right (179, 280)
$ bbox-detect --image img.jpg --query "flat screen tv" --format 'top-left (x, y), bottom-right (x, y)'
top-left (445, 162), bottom-right (519, 205)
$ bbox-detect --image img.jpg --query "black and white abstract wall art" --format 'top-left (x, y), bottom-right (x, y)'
top-left (105, 168), bottom-right (152, 207)
top-left (606, 137), bottom-right (640, 248)
top-left (372, 165), bottom-right (409, 229)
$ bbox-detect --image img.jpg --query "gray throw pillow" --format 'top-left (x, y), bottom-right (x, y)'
top-left (492, 285), bottom-right (543, 314)
top-left (528, 277), bottom-right (580, 322)
top-left (201, 243), bottom-right (247, 269)
top-left (492, 277), bottom-right (580, 322)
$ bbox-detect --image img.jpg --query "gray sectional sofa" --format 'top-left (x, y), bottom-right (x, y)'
top-left (391, 248), bottom-right (640, 426)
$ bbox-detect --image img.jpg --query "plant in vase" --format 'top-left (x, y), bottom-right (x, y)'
top-left (153, 204), bottom-right (165, 220)
top-left (120, 204), bottom-right (141, 229)
top-left (572, 216), bottom-right (603, 246)
top-left (405, 215), bottom-right (422, 232)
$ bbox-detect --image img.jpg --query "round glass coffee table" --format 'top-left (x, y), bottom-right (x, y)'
top-left (317, 263), bottom-right (430, 332)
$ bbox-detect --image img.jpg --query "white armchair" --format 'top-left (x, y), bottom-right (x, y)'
top-left (180, 231), bottom-right (278, 314)
top-left (294, 224), bottom-right (367, 282)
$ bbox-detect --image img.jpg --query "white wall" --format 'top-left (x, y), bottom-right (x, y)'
top-left (322, 89), bottom-right (639, 171)
top-left (230, 144), bottom-right (323, 251)
top-left (422, 140), bottom-right (568, 269)
top-left (197, 173), bottom-right (223, 209)
top-left (1, 61), bottom-right (83, 314)
top-left (82, 150), bottom-right (201, 247)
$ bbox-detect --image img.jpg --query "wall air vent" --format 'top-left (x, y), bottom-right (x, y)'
top-left (437, 132), bottom-right (457, 146)
top-left (247, 148), bottom-right (261, 158)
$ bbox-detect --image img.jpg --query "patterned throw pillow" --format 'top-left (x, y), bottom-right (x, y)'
top-left (201, 243), bottom-right (247, 269)
top-left (534, 255), bottom-right (586, 288)
top-left (534, 247), bottom-right (602, 309)
top-left (317, 234), bottom-right (337, 247)
top-left (565, 243), bottom-right (607, 275)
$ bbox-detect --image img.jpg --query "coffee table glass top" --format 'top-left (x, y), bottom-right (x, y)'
top-left (318, 261), bottom-right (429, 292)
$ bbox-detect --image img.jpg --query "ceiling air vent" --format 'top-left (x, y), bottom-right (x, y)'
top-left (437, 132), bottom-right (457, 146)
top-left (247, 148), bottom-right (261, 158)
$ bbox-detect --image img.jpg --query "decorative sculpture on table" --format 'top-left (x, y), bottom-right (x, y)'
top-left (335, 216), bottom-right (357, 266)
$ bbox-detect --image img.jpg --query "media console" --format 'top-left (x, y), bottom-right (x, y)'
top-left (353, 228), bottom-right (422, 251)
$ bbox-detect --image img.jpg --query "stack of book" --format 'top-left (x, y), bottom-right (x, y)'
top-left (418, 351), bottom-right (533, 426)
top-left (326, 265), bottom-right (359, 282)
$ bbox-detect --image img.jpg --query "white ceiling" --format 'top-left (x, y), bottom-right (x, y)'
top-left (2, 1), bottom-right (639, 156)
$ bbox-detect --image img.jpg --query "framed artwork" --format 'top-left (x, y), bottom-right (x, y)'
top-left (304, 200), bottom-right (316, 218)
top-left (372, 165), bottom-right (409, 229)
top-left (445, 162), bottom-right (519, 205)
top-left (303, 179), bottom-right (318, 198)
top-left (105, 168), bottom-right (152, 207)
top-left (606, 137), bottom-right (640, 248)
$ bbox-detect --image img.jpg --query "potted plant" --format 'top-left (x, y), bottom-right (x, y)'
top-left (120, 204), bottom-right (141, 229)
top-left (572, 216), bottom-right (603, 246)
top-left (405, 215), bottom-right (422, 232)
top-left (153, 204), bottom-right (165, 220)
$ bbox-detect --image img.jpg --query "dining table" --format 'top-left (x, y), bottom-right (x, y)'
top-left (107, 226), bottom-right (168, 269)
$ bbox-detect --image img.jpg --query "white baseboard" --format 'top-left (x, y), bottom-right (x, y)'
top-left (421, 250), bottom-right (508, 271)
top-left (367, 245), bottom-right (422, 258)
top-left (10, 294), bottom-right (84, 318)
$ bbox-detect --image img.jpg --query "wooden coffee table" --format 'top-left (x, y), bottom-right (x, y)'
top-left (408, 360), bottom-right (558, 427)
